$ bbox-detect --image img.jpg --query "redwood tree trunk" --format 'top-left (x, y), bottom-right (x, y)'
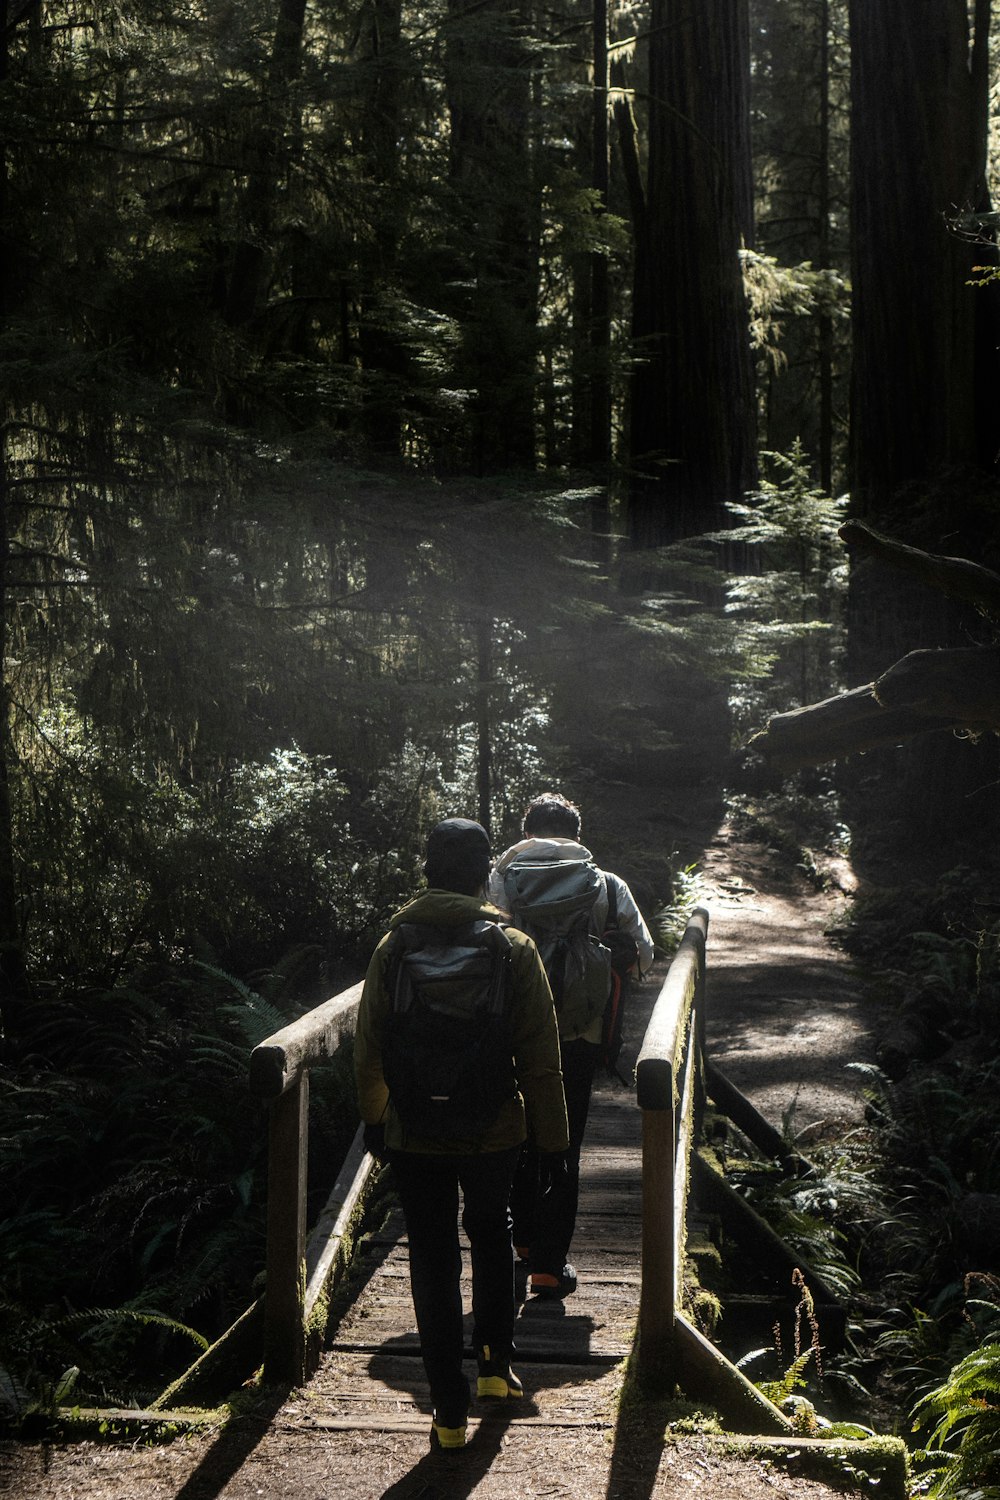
top-left (225, 0), bottom-right (309, 330)
top-left (446, 0), bottom-right (540, 472)
top-left (589, 0), bottom-right (611, 468)
top-left (848, 0), bottom-right (998, 513)
top-left (628, 0), bottom-right (757, 544)
top-left (359, 0), bottom-right (405, 456)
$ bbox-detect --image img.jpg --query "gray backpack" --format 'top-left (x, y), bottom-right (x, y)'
top-left (502, 857), bottom-right (611, 1037)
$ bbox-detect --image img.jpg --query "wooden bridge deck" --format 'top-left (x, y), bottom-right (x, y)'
top-left (299, 1083), bottom-right (643, 1441)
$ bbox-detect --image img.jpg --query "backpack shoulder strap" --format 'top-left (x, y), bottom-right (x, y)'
top-left (605, 873), bottom-right (618, 929)
top-left (388, 918), bottom-right (512, 1013)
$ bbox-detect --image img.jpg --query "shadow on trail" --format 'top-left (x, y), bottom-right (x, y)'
top-left (604, 1400), bottom-right (671, 1500)
top-left (169, 1386), bottom-right (289, 1500)
top-left (379, 1408), bottom-right (514, 1499)
top-left (368, 1307), bottom-right (608, 1407)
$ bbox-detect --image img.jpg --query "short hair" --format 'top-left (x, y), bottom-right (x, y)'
top-left (522, 792), bottom-right (581, 840)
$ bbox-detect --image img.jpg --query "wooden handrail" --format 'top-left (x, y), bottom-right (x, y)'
top-left (250, 980), bottom-right (365, 1384)
top-left (634, 906), bottom-right (708, 1385)
top-left (250, 982), bottom-right (364, 1099)
top-left (634, 906), bottom-right (793, 1432)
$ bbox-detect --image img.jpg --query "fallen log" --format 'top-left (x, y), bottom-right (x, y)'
top-left (873, 646), bottom-right (1000, 723)
top-left (752, 648), bottom-right (1000, 769)
top-left (751, 684), bottom-right (964, 770)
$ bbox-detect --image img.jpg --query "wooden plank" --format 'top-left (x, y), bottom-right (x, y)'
top-left (638, 1104), bottom-right (675, 1384)
top-left (302, 1348), bottom-right (626, 1427)
top-left (292, 1415), bottom-right (614, 1432)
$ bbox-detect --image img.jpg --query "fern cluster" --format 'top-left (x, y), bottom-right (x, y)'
top-left (0, 959), bottom-right (358, 1420)
top-left (912, 1295), bottom-right (1000, 1498)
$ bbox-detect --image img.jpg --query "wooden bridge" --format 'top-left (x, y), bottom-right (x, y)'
top-left (9, 866), bottom-right (912, 1500)
top-left (156, 907), bottom-right (815, 1439)
top-left (315, 1082), bottom-right (643, 1443)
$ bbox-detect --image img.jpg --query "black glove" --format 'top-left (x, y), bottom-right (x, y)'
top-left (540, 1150), bottom-right (569, 1187)
top-left (363, 1122), bottom-right (387, 1162)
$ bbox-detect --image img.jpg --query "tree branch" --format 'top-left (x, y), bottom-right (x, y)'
top-left (839, 519), bottom-right (1000, 618)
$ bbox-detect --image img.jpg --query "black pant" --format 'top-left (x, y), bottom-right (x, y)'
top-left (509, 1037), bottom-right (600, 1277)
top-left (388, 1144), bottom-right (520, 1425)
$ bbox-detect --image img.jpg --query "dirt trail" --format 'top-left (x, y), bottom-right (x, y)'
top-left (696, 824), bottom-right (869, 1143)
top-left (0, 829), bottom-right (885, 1500)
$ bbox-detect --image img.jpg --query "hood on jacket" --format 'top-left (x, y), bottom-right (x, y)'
top-left (492, 836), bottom-right (594, 877)
top-left (385, 888), bottom-right (503, 931)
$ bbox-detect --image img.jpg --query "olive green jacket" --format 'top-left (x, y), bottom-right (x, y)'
top-left (355, 889), bottom-right (569, 1154)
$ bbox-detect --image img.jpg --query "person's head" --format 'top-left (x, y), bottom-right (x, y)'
top-left (521, 792), bottom-right (581, 841)
top-left (423, 817), bottom-right (492, 895)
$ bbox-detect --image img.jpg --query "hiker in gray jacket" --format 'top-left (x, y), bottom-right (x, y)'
top-left (489, 792), bottom-right (654, 1298)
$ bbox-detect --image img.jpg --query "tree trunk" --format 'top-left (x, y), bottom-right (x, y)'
top-left (817, 0), bottom-right (833, 494)
top-left (848, 0), bottom-right (998, 512)
top-left (628, 0), bottom-right (757, 544)
top-left (225, 0), bottom-right (309, 331)
top-left (0, 446), bottom-right (31, 1055)
top-left (476, 617), bottom-right (493, 835)
top-left (446, 0), bottom-right (540, 472)
top-left (358, 0), bottom-right (405, 456)
top-left (0, 0), bottom-right (32, 1054)
top-left (589, 0), bottom-right (611, 467)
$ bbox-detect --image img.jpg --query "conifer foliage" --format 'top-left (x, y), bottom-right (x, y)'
top-left (4, 0), bottom-right (1000, 1423)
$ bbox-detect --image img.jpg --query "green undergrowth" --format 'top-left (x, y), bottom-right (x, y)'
top-left (0, 960), bottom-right (361, 1426)
top-left (615, 1329), bottom-right (906, 1496)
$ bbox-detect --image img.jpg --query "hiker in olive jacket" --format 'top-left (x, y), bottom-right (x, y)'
top-left (355, 817), bottom-right (568, 1452)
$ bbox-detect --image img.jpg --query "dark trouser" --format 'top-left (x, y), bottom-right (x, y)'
top-left (388, 1144), bottom-right (520, 1425)
top-left (509, 1037), bottom-right (600, 1277)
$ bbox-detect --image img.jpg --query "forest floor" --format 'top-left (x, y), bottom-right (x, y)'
top-left (0, 820), bottom-right (892, 1500)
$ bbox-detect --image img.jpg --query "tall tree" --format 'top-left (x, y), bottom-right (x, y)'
top-left (848, 0), bottom-right (999, 515)
top-left (444, 0), bottom-right (541, 472)
top-left (627, 0), bottom-right (758, 544)
top-left (751, 0), bottom-right (850, 492)
top-left (845, 1), bottom-right (1000, 862)
top-left (224, 0), bottom-right (309, 333)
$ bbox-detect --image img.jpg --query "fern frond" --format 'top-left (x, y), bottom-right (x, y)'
top-left (0, 1363), bottom-right (29, 1417)
top-left (758, 1349), bottom-right (813, 1404)
top-left (48, 1307), bottom-right (209, 1352)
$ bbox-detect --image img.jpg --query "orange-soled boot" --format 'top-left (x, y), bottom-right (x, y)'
top-left (528, 1263), bottom-right (577, 1299)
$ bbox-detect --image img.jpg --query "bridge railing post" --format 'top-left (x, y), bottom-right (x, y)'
top-left (250, 983), bottom-right (363, 1386)
top-left (634, 905), bottom-right (709, 1391)
top-left (263, 1069), bottom-right (310, 1386)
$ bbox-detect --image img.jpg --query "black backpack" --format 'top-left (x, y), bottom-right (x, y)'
top-left (501, 855), bottom-right (611, 1037)
top-left (599, 879), bottom-right (640, 1074)
top-left (382, 919), bottom-right (516, 1140)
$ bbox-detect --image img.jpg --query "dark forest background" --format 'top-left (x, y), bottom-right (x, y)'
top-left (4, 0), bottom-right (1000, 1474)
